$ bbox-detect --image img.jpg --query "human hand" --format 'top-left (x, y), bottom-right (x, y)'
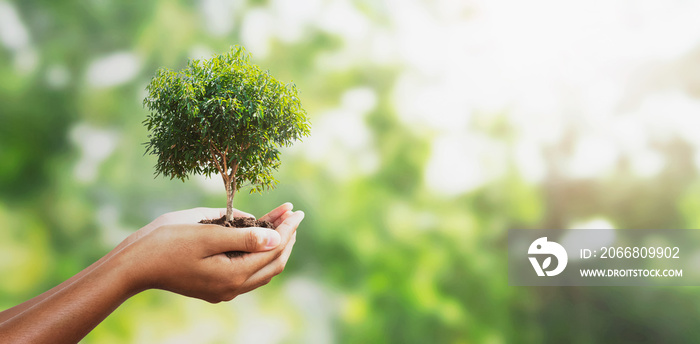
top-left (115, 203), bottom-right (303, 303)
top-left (113, 207), bottom-right (255, 252)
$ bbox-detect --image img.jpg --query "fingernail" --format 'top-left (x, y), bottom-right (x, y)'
top-left (284, 202), bottom-right (293, 209)
top-left (263, 231), bottom-right (281, 249)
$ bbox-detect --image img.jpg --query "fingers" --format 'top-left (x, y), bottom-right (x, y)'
top-left (274, 211), bottom-right (303, 245)
top-left (259, 202), bottom-right (293, 227)
top-left (199, 206), bottom-right (300, 257)
top-left (201, 225), bottom-right (281, 256)
top-left (239, 231), bottom-right (297, 294)
top-left (232, 210), bottom-right (305, 276)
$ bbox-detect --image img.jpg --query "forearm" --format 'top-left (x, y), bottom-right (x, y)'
top-left (0, 248), bottom-right (138, 343)
top-left (0, 254), bottom-right (115, 323)
top-left (0, 223), bottom-right (158, 323)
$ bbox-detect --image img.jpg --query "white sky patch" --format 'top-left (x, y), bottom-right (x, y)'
top-left (86, 52), bottom-right (141, 88)
top-left (239, 0), bottom-right (323, 51)
top-left (389, 0), bottom-right (450, 76)
top-left (240, 9), bottom-right (272, 58)
top-left (514, 139), bottom-right (546, 184)
top-left (629, 92), bottom-right (700, 145)
top-left (70, 123), bottom-right (119, 183)
top-left (0, 2), bottom-right (38, 74)
top-left (319, 110), bottom-right (370, 152)
top-left (392, 72), bottom-right (471, 133)
top-left (0, 2), bottom-right (29, 51)
top-left (606, 115), bottom-right (665, 178)
top-left (629, 148), bottom-right (665, 178)
top-left (610, 116), bottom-right (647, 153)
top-left (368, 29), bottom-right (397, 65)
top-left (270, 0), bottom-right (321, 43)
top-left (565, 135), bottom-right (619, 179)
top-left (316, 0), bottom-right (369, 42)
top-left (293, 87), bottom-right (379, 179)
top-left (507, 109), bottom-right (566, 147)
top-left (301, 109), bottom-right (377, 179)
top-left (613, 91), bottom-right (700, 176)
top-left (425, 133), bottom-right (507, 196)
top-left (199, 0), bottom-right (237, 36)
top-left (313, 7), bottom-right (390, 71)
top-left (341, 87), bottom-right (377, 114)
top-left (621, 0), bottom-right (700, 60)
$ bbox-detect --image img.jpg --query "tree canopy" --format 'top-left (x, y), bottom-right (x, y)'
top-left (143, 46), bottom-right (310, 219)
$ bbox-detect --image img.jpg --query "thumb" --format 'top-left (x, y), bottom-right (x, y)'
top-left (203, 226), bottom-right (281, 255)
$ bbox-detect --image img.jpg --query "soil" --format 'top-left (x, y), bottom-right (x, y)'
top-left (200, 216), bottom-right (275, 258)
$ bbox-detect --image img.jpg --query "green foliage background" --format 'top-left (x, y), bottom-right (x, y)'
top-left (1, 0), bottom-right (700, 343)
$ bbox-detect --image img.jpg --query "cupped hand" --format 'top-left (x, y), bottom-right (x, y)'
top-left (114, 207), bottom-right (254, 251)
top-left (115, 203), bottom-right (304, 303)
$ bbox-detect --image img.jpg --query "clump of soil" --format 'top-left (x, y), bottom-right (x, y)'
top-left (201, 216), bottom-right (274, 229)
top-left (200, 216), bottom-right (275, 258)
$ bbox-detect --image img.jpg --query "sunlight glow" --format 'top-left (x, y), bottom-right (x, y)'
top-left (86, 52), bottom-right (142, 88)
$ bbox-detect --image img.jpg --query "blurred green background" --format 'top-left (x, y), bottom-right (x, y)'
top-left (3, 0), bottom-right (700, 343)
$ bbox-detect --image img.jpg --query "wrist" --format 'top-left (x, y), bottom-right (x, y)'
top-left (107, 243), bottom-right (151, 297)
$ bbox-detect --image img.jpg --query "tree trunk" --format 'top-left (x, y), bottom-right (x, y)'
top-left (225, 181), bottom-right (235, 222)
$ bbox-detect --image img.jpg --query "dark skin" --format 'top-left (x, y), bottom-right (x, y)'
top-left (0, 203), bottom-right (303, 343)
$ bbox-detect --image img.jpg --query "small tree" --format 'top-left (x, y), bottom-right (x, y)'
top-left (143, 46), bottom-right (310, 222)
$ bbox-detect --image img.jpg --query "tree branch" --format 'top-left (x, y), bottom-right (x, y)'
top-left (210, 141), bottom-right (225, 158)
top-left (229, 163), bottom-right (238, 182)
top-left (222, 147), bottom-right (229, 178)
top-left (208, 142), bottom-right (225, 178)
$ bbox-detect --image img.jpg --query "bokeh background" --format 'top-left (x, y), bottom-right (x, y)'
top-left (3, 0), bottom-right (700, 342)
